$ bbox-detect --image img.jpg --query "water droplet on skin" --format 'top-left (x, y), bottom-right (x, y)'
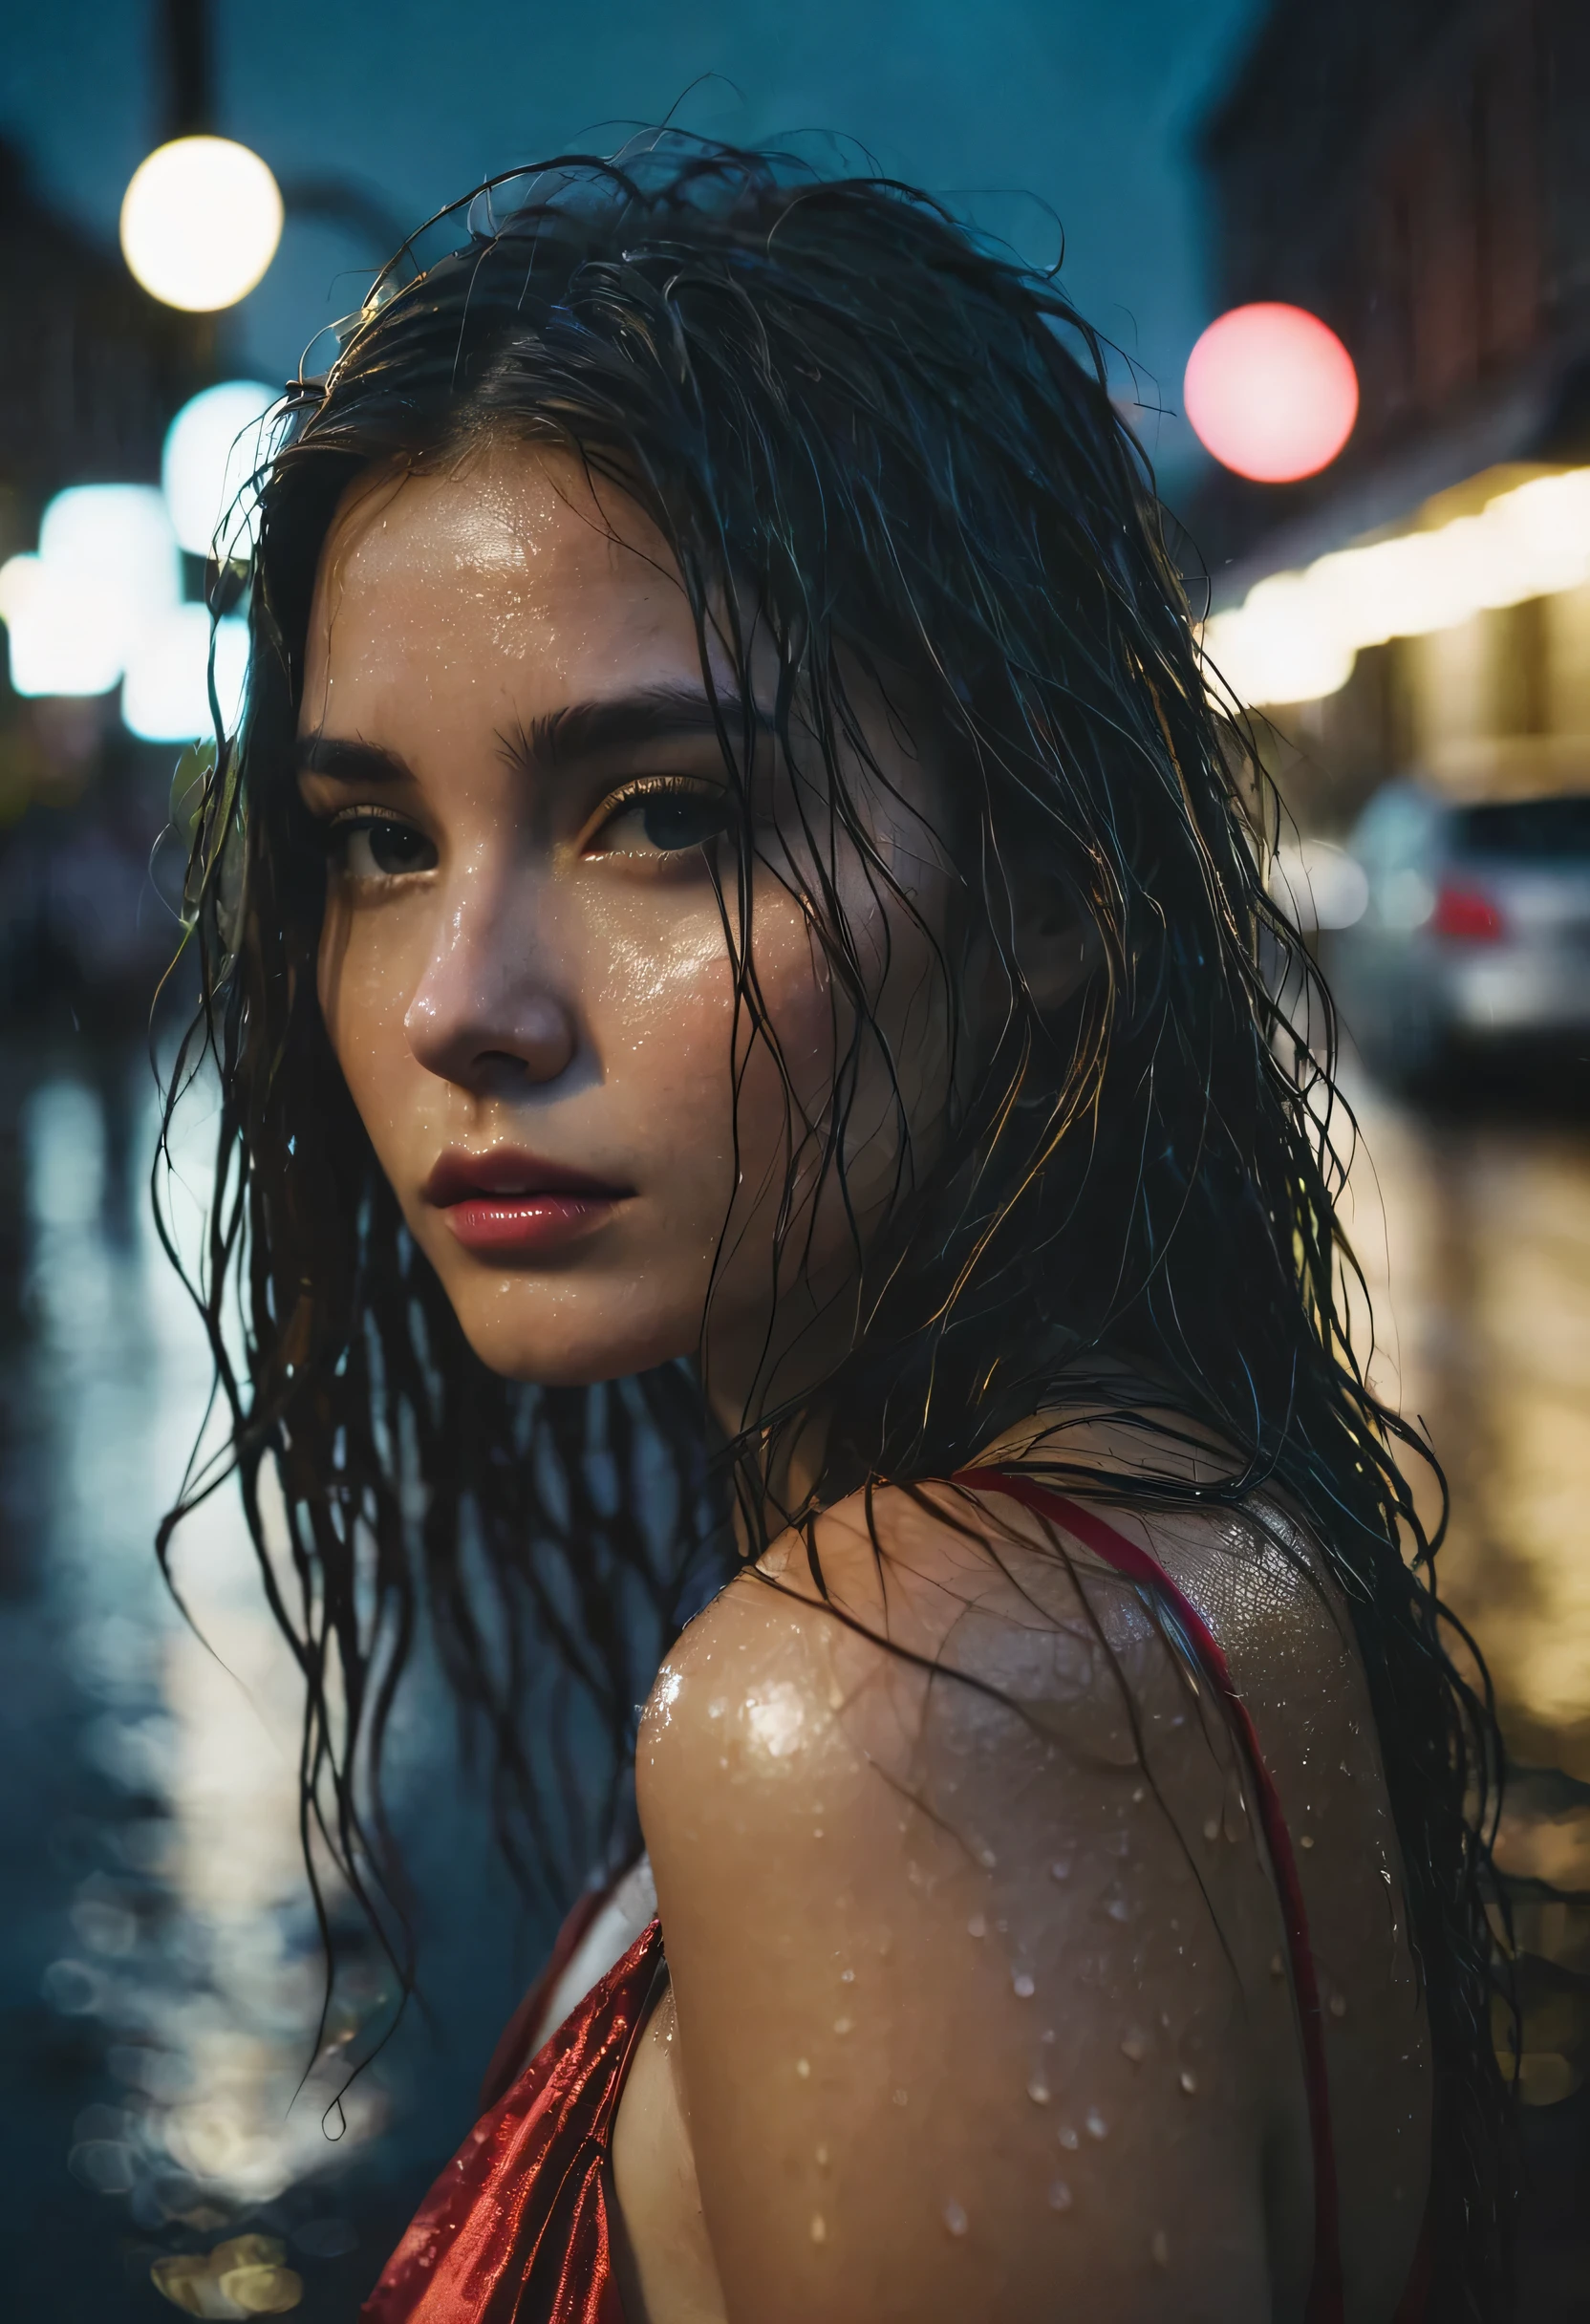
top-left (1048, 2179), bottom-right (1073, 2212)
top-left (833, 2017), bottom-right (852, 2035)
top-left (841, 1969), bottom-right (855, 1983)
top-left (1050, 1860), bottom-right (1071, 1882)
top-left (813, 1828), bottom-right (825, 1840)
top-left (1026, 2077), bottom-right (1051, 2105)
top-left (1180, 2069), bottom-right (1198, 2095)
top-left (1203, 1817), bottom-right (1220, 1842)
top-left (1085, 2108), bottom-right (1109, 2141)
top-left (967, 1912), bottom-right (987, 1938)
top-left (796, 2058), bottom-right (810, 2078)
top-left (978, 1848), bottom-right (998, 1869)
top-left (816, 2144), bottom-right (830, 2168)
top-left (1150, 2228), bottom-right (1170, 2269)
top-left (1013, 1973), bottom-right (1036, 1999)
top-left (892, 2088), bottom-right (909, 2107)
top-left (1120, 2032), bottom-right (1146, 2064)
top-left (1058, 2124), bottom-right (1080, 2150)
top-left (809, 2213), bottom-right (827, 2245)
top-left (943, 2201), bottom-right (969, 2238)
top-left (1329, 1993), bottom-right (1347, 2018)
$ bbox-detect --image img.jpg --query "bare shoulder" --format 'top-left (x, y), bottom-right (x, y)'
top-left (634, 1480), bottom-right (1357, 2324)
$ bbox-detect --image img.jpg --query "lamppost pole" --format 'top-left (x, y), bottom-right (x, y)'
top-left (162, 0), bottom-right (213, 140)
top-left (156, 0), bottom-right (218, 379)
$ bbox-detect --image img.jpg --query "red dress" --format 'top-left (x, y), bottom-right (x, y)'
top-left (362, 1476), bottom-right (1429, 2324)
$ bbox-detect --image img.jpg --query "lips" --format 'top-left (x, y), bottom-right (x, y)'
top-left (423, 1149), bottom-right (631, 1258)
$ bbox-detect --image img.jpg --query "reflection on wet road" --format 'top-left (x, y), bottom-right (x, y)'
top-left (1341, 1065), bottom-right (1590, 2308)
top-left (2, 1042), bottom-right (1588, 2314)
top-left (1343, 1072), bottom-right (1590, 1791)
top-left (0, 1045), bottom-right (532, 2321)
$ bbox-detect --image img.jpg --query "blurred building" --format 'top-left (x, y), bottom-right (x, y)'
top-left (1190, 0), bottom-right (1590, 829)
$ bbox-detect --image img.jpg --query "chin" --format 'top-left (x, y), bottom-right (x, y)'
top-left (448, 1283), bottom-right (699, 1389)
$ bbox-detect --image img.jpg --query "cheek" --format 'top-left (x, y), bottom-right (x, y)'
top-left (315, 895), bottom-right (422, 1131)
top-left (590, 909), bottom-right (742, 1153)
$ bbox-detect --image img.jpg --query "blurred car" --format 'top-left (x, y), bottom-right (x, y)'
top-left (1328, 782), bottom-right (1590, 1081)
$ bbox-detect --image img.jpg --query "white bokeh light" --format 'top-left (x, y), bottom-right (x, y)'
top-left (120, 138), bottom-right (284, 313)
top-left (122, 608), bottom-right (249, 743)
top-left (0, 486), bottom-right (179, 698)
top-left (162, 380), bottom-right (279, 558)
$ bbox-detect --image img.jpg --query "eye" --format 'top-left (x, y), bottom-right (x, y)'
top-left (591, 781), bottom-right (734, 859)
top-left (327, 812), bottom-right (438, 879)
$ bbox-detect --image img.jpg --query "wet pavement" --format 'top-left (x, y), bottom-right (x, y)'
top-left (0, 1038), bottom-right (541, 2321)
top-left (1, 1032), bottom-right (1587, 2316)
top-left (1340, 1061), bottom-right (1590, 2314)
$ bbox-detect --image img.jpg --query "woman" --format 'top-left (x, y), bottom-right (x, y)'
top-left (164, 143), bottom-right (1510, 2321)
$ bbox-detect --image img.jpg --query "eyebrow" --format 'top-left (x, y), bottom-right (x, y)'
top-left (500, 684), bottom-right (770, 774)
top-left (296, 732), bottom-right (415, 785)
top-left (296, 685), bottom-right (770, 792)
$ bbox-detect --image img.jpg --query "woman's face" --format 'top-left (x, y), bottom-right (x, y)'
top-left (296, 440), bottom-right (958, 1415)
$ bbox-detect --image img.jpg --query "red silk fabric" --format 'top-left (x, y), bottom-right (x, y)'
top-left (360, 1920), bottom-right (662, 2324)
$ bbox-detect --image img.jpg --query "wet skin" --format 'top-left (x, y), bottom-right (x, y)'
top-left (299, 442), bottom-right (1431, 2323)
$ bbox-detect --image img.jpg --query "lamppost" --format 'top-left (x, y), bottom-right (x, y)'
top-left (0, 2), bottom-right (404, 742)
top-left (119, 0), bottom-right (404, 332)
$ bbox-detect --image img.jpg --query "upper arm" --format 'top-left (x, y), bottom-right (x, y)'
top-left (637, 1486), bottom-right (1300, 2324)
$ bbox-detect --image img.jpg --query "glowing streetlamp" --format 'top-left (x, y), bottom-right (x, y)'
top-left (120, 136), bottom-right (283, 312)
top-left (1184, 304), bottom-right (1359, 484)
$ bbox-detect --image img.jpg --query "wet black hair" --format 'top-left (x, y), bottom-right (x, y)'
top-left (160, 137), bottom-right (1513, 2313)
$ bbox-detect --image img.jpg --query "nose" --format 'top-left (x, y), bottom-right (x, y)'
top-left (402, 877), bottom-right (578, 1093)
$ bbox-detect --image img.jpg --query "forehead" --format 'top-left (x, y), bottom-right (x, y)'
top-left (299, 441), bottom-right (700, 732)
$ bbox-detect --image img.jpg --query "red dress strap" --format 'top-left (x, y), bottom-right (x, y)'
top-left (361, 1918), bottom-right (663, 2324)
top-left (952, 1468), bottom-right (1346, 2324)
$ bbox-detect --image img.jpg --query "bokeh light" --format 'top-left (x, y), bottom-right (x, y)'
top-left (0, 486), bottom-right (179, 698)
top-left (1203, 463), bottom-right (1590, 703)
top-left (162, 381), bottom-right (279, 559)
top-left (1184, 302), bottom-right (1358, 484)
top-left (0, 482), bottom-right (247, 736)
top-left (119, 138), bottom-right (284, 313)
top-left (121, 607), bottom-right (248, 743)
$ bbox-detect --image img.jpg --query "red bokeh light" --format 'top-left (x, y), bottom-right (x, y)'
top-left (1184, 304), bottom-right (1359, 484)
top-left (1431, 878), bottom-right (1506, 943)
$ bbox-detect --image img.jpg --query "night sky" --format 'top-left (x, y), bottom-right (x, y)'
top-left (3, 0), bottom-right (1264, 490)
top-left (5, 0), bottom-right (1262, 490)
